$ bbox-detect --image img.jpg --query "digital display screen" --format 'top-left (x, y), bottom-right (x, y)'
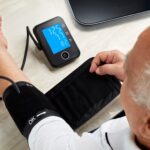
top-left (42, 24), bottom-right (71, 54)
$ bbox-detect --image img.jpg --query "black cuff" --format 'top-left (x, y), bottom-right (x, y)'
top-left (3, 81), bottom-right (59, 138)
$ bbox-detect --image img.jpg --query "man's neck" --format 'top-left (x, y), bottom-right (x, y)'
top-left (135, 136), bottom-right (150, 150)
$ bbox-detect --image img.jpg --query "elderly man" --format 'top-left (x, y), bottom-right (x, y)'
top-left (0, 16), bottom-right (150, 150)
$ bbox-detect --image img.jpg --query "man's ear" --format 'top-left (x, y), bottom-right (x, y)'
top-left (140, 116), bottom-right (150, 140)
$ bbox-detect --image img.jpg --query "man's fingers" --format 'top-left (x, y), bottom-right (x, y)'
top-left (89, 57), bottom-right (100, 73)
top-left (95, 64), bottom-right (117, 76)
top-left (89, 50), bottom-right (124, 73)
top-left (89, 61), bottom-right (97, 73)
top-left (89, 51), bottom-right (110, 73)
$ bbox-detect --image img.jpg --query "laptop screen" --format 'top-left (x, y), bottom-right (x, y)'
top-left (68, 0), bottom-right (150, 25)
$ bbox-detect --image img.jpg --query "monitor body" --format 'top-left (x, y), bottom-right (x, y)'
top-left (68, 0), bottom-right (150, 25)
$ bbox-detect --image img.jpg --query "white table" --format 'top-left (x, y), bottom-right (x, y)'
top-left (0, 0), bottom-right (150, 149)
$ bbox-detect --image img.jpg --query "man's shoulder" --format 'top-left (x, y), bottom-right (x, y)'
top-left (92, 117), bottom-right (133, 150)
top-left (99, 117), bottom-right (140, 150)
top-left (101, 116), bottom-right (129, 133)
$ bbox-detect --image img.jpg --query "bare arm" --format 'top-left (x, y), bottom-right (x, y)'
top-left (0, 17), bottom-right (30, 95)
top-left (0, 50), bottom-right (30, 94)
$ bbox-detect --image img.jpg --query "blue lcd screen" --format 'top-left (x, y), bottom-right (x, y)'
top-left (42, 24), bottom-right (71, 54)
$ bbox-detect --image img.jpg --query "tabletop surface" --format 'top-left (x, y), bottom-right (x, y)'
top-left (0, 0), bottom-right (150, 149)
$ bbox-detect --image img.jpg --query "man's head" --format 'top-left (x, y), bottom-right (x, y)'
top-left (120, 27), bottom-right (150, 149)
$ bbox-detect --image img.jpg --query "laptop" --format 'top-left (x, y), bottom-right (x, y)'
top-left (68, 0), bottom-right (150, 25)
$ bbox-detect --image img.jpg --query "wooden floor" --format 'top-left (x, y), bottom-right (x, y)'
top-left (0, 0), bottom-right (150, 149)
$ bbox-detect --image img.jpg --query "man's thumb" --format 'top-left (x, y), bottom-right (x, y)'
top-left (95, 64), bottom-right (117, 76)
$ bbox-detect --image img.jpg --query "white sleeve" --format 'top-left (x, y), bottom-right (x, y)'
top-left (28, 116), bottom-right (105, 150)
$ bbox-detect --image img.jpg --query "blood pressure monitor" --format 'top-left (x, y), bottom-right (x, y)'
top-left (33, 17), bottom-right (80, 67)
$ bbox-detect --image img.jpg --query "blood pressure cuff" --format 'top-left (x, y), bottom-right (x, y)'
top-left (3, 82), bottom-right (59, 138)
top-left (2, 58), bottom-right (121, 138)
top-left (45, 58), bottom-right (121, 129)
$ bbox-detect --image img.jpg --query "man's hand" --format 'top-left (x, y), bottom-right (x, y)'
top-left (0, 17), bottom-right (8, 51)
top-left (89, 50), bottom-right (126, 81)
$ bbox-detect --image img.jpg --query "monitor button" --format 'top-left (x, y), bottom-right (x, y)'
top-left (61, 51), bottom-right (70, 60)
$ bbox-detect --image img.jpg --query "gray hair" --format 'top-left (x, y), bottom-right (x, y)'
top-left (129, 63), bottom-right (150, 110)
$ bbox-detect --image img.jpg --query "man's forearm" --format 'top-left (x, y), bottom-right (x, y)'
top-left (0, 50), bottom-right (30, 95)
